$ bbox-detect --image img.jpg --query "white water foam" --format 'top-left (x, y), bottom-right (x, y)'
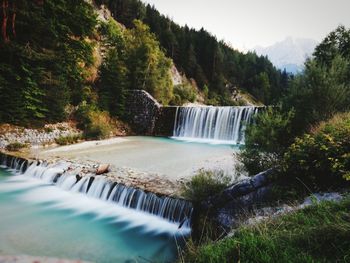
top-left (173, 106), bottom-right (259, 145)
top-left (0, 160), bottom-right (192, 236)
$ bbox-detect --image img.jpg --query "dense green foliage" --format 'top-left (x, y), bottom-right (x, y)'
top-left (75, 102), bottom-right (113, 139)
top-left (283, 112), bottom-right (350, 189)
top-left (95, 0), bottom-right (289, 105)
top-left (0, 1), bottom-right (175, 125)
top-left (182, 170), bottom-right (231, 204)
top-left (285, 25), bottom-right (350, 133)
top-left (240, 26), bottom-right (350, 181)
top-left (98, 19), bottom-right (173, 116)
top-left (314, 25), bottom-right (350, 67)
top-left (170, 83), bottom-right (197, 105)
top-left (237, 108), bottom-right (295, 174)
top-left (0, 0), bottom-right (97, 124)
top-left (182, 197), bottom-right (350, 263)
top-left (283, 55), bottom-right (350, 135)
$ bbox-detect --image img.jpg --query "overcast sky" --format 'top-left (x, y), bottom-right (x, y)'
top-left (142, 0), bottom-right (350, 51)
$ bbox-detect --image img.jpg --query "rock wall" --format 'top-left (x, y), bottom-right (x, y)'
top-left (125, 90), bottom-right (161, 135)
top-left (125, 90), bottom-right (177, 136)
top-left (154, 107), bottom-right (178, 136)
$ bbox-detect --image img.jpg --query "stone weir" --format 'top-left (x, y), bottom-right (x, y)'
top-left (0, 152), bottom-right (193, 229)
top-left (125, 90), bottom-right (261, 139)
top-left (125, 90), bottom-right (179, 136)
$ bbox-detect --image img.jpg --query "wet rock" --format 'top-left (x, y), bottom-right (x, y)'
top-left (76, 174), bottom-right (82, 182)
top-left (206, 169), bottom-right (275, 209)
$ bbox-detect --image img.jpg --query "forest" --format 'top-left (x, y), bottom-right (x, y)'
top-left (96, 0), bottom-right (289, 105)
top-left (0, 0), bottom-right (288, 126)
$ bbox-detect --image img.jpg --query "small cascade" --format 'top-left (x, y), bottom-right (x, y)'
top-left (173, 106), bottom-right (259, 144)
top-left (0, 153), bottom-right (29, 173)
top-left (0, 154), bottom-right (193, 228)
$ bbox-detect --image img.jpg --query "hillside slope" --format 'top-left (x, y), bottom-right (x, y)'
top-left (0, 0), bottom-right (284, 126)
top-left (95, 0), bottom-right (289, 105)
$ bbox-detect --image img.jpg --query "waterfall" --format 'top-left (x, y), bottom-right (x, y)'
top-left (0, 154), bottom-right (193, 228)
top-left (173, 106), bottom-right (259, 144)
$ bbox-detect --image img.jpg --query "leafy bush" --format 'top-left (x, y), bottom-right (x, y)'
top-left (182, 170), bottom-right (231, 203)
top-left (55, 135), bottom-right (81, 146)
top-left (75, 102), bottom-right (114, 140)
top-left (283, 112), bottom-right (350, 189)
top-left (170, 84), bottom-right (197, 105)
top-left (5, 142), bottom-right (28, 151)
top-left (238, 108), bottom-right (295, 175)
top-left (84, 110), bottom-right (114, 139)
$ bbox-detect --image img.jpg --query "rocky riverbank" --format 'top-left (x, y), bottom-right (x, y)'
top-left (1, 149), bottom-right (182, 197)
top-left (0, 122), bottom-right (81, 150)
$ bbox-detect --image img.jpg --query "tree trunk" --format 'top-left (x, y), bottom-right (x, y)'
top-left (1, 0), bottom-right (9, 42)
top-left (10, 0), bottom-right (15, 38)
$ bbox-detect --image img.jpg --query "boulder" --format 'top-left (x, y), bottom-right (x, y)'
top-left (96, 164), bottom-right (110, 175)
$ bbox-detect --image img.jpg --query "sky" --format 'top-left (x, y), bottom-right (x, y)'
top-left (142, 0), bottom-right (350, 51)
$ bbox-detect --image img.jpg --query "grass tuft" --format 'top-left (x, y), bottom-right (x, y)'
top-left (5, 142), bottom-right (28, 151)
top-left (54, 135), bottom-right (81, 146)
top-left (181, 196), bottom-right (350, 263)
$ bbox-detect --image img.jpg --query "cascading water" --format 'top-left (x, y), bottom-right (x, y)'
top-left (0, 154), bottom-right (193, 232)
top-left (173, 106), bottom-right (259, 144)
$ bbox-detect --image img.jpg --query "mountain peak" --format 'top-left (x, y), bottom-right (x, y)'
top-left (254, 37), bottom-right (318, 74)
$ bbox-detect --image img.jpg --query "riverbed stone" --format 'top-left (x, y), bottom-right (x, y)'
top-left (96, 164), bottom-right (110, 175)
top-left (0, 122), bottom-right (81, 149)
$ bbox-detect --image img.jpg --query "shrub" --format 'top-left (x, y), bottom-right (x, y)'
top-left (75, 102), bottom-right (114, 140)
top-left (236, 150), bottom-right (280, 176)
top-left (238, 108), bottom-right (295, 175)
top-left (283, 112), bottom-right (350, 189)
top-left (5, 142), bottom-right (28, 151)
top-left (44, 127), bottom-right (54, 133)
top-left (84, 110), bottom-right (114, 140)
top-left (182, 170), bottom-right (231, 203)
top-left (170, 84), bottom-right (197, 105)
top-left (55, 135), bottom-right (81, 146)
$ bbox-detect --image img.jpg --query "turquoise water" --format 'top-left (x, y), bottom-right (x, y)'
top-left (41, 136), bottom-right (239, 180)
top-left (0, 168), bottom-right (184, 262)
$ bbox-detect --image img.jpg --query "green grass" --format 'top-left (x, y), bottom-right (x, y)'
top-left (182, 196), bottom-right (350, 263)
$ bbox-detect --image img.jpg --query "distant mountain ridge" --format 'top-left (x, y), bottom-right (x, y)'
top-left (254, 37), bottom-right (318, 74)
